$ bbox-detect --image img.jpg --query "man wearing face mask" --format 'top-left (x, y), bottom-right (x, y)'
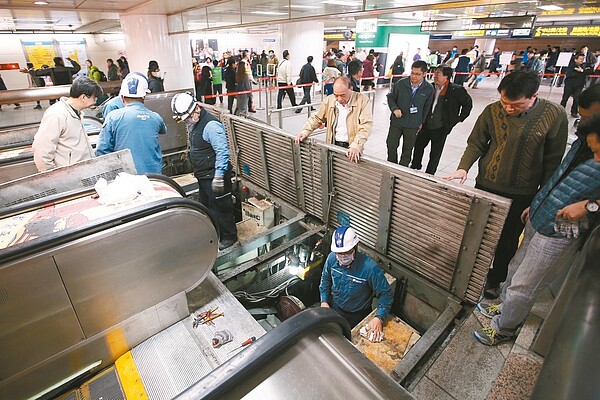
top-left (171, 92), bottom-right (238, 250)
top-left (319, 226), bottom-right (393, 341)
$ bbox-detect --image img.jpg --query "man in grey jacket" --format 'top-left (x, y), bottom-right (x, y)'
top-left (32, 77), bottom-right (102, 171)
top-left (386, 60), bottom-right (434, 166)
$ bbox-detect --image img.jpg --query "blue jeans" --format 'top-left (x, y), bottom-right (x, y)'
top-left (491, 221), bottom-right (580, 335)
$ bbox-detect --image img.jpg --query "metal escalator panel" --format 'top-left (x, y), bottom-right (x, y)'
top-left (0, 175), bottom-right (219, 399)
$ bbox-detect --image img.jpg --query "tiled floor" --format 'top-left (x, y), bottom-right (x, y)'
top-left (1, 77), bottom-right (573, 400)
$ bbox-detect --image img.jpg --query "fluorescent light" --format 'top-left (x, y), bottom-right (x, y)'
top-left (538, 5), bottom-right (563, 10)
top-left (322, 0), bottom-right (362, 6)
top-left (250, 11), bottom-right (288, 16)
top-left (33, 1), bottom-right (48, 4)
top-left (288, 4), bottom-right (320, 9)
top-left (324, 26), bottom-right (348, 30)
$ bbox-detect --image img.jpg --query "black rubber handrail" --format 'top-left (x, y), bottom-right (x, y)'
top-left (530, 223), bottom-right (600, 399)
top-left (1, 173), bottom-right (219, 265)
top-left (0, 174), bottom-right (187, 218)
top-left (174, 307), bottom-right (350, 400)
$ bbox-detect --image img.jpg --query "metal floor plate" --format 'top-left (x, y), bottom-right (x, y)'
top-left (132, 322), bottom-right (213, 400)
top-left (132, 273), bottom-right (266, 399)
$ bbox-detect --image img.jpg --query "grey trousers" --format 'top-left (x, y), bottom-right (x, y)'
top-left (491, 221), bottom-right (580, 335)
top-left (386, 125), bottom-right (419, 166)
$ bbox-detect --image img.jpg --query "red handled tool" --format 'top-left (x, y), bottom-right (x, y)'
top-left (228, 336), bottom-right (256, 353)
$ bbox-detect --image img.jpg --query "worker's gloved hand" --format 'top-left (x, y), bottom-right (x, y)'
top-left (212, 175), bottom-right (225, 195)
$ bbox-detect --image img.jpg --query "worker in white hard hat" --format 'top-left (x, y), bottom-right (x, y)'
top-left (96, 72), bottom-right (167, 174)
top-left (319, 225), bottom-right (393, 341)
top-left (171, 91), bottom-right (238, 250)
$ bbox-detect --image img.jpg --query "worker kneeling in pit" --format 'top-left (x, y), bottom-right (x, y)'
top-left (171, 92), bottom-right (238, 250)
top-left (319, 226), bottom-right (393, 341)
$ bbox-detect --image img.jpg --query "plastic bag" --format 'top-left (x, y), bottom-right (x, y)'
top-left (94, 173), bottom-right (155, 205)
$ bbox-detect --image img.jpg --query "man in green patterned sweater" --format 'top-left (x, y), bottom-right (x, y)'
top-left (444, 71), bottom-right (568, 299)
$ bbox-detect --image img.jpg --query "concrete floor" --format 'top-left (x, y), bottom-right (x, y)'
top-left (1, 75), bottom-right (577, 400)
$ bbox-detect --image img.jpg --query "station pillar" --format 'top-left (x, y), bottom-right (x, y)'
top-left (120, 14), bottom-right (194, 92)
top-left (279, 21), bottom-right (325, 77)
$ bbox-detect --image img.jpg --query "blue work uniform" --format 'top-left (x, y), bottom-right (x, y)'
top-left (319, 251), bottom-right (393, 327)
top-left (96, 102), bottom-right (167, 174)
top-left (102, 96), bottom-right (124, 119)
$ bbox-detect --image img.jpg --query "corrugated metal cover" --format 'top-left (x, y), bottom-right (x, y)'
top-left (216, 112), bottom-right (510, 304)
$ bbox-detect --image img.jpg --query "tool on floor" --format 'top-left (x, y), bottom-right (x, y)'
top-left (228, 336), bottom-right (256, 353)
top-left (211, 330), bottom-right (233, 348)
top-left (193, 306), bottom-right (224, 328)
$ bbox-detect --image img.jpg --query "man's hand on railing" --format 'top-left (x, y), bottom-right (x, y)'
top-left (295, 133), bottom-right (306, 144)
top-left (346, 148), bottom-right (361, 163)
top-left (443, 169), bottom-right (468, 184)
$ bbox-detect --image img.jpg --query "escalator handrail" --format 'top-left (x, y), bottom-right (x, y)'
top-left (174, 307), bottom-right (351, 400)
top-left (530, 223), bottom-right (600, 399)
top-left (0, 174), bottom-right (186, 217)
top-left (1, 197), bottom-right (218, 266)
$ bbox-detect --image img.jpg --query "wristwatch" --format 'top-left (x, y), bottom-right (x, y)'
top-left (585, 200), bottom-right (599, 214)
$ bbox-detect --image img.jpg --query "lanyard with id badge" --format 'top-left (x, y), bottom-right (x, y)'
top-left (410, 83), bottom-right (421, 114)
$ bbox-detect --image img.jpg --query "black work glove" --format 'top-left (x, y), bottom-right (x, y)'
top-left (212, 175), bottom-right (225, 195)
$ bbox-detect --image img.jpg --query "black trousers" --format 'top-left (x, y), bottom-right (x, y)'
top-left (196, 170), bottom-right (238, 242)
top-left (476, 183), bottom-right (535, 289)
top-left (411, 127), bottom-right (447, 175)
top-left (213, 83), bottom-right (223, 103)
top-left (226, 87), bottom-right (235, 113)
top-left (560, 83), bottom-right (584, 115)
top-left (299, 86), bottom-right (312, 105)
top-left (277, 82), bottom-right (297, 109)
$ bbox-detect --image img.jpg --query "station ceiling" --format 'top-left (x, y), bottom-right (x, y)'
top-left (0, 0), bottom-right (597, 34)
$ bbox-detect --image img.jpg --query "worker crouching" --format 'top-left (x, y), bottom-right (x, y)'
top-left (319, 226), bottom-right (393, 342)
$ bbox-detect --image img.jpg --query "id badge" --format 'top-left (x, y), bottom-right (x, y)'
top-left (410, 106), bottom-right (418, 114)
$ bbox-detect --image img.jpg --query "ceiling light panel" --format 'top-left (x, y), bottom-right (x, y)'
top-left (207, 0), bottom-right (241, 28)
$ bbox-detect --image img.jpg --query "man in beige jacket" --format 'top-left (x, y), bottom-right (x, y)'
top-left (295, 77), bottom-right (372, 163)
top-left (32, 76), bottom-right (102, 171)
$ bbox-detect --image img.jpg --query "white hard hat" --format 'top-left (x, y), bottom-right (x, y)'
top-left (119, 72), bottom-right (149, 98)
top-left (331, 226), bottom-right (359, 253)
top-left (171, 92), bottom-right (197, 122)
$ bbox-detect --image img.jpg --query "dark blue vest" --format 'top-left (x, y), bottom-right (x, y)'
top-left (189, 108), bottom-right (219, 179)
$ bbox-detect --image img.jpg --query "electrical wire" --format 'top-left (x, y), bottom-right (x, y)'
top-left (233, 277), bottom-right (299, 303)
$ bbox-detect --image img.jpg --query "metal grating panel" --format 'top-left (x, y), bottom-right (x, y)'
top-left (263, 134), bottom-right (297, 205)
top-left (88, 368), bottom-right (124, 400)
top-left (329, 153), bottom-right (382, 249)
top-left (133, 322), bottom-right (213, 400)
top-left (231, 122), bottom-right (267, 188)
top-left (223, 114), bottom-right (511, 304)
top-left (299, 142), bottom-right (323, 218)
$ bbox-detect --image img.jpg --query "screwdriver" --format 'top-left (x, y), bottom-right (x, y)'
top-left (228, 336), bottom-right (256, 354)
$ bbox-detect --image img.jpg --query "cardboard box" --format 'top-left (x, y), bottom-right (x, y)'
top-left (242, 197), bottom-right (275, 228)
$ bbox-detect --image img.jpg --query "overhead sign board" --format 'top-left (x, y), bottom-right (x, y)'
top-left (356, 19), bottom-right (378, 33)
top-left (534, 25), bottom-right (600, 37)
top-left (422, 15), bottom-right (536, 32)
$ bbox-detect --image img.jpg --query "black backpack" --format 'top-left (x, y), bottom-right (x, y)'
top-left (99, 71), bottom-right (108, 82)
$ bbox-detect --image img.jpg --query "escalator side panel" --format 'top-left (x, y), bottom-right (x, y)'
top-left (54, 208), bottom-right (218, 337)
top-left (0, 150), bottom-right (137, 207)
top-left (1, 293), bottom-right (189, 400)
top-left (0, 159), bottom-right (37, 185)
top-left (0, 256), bottom-right (84, 380)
